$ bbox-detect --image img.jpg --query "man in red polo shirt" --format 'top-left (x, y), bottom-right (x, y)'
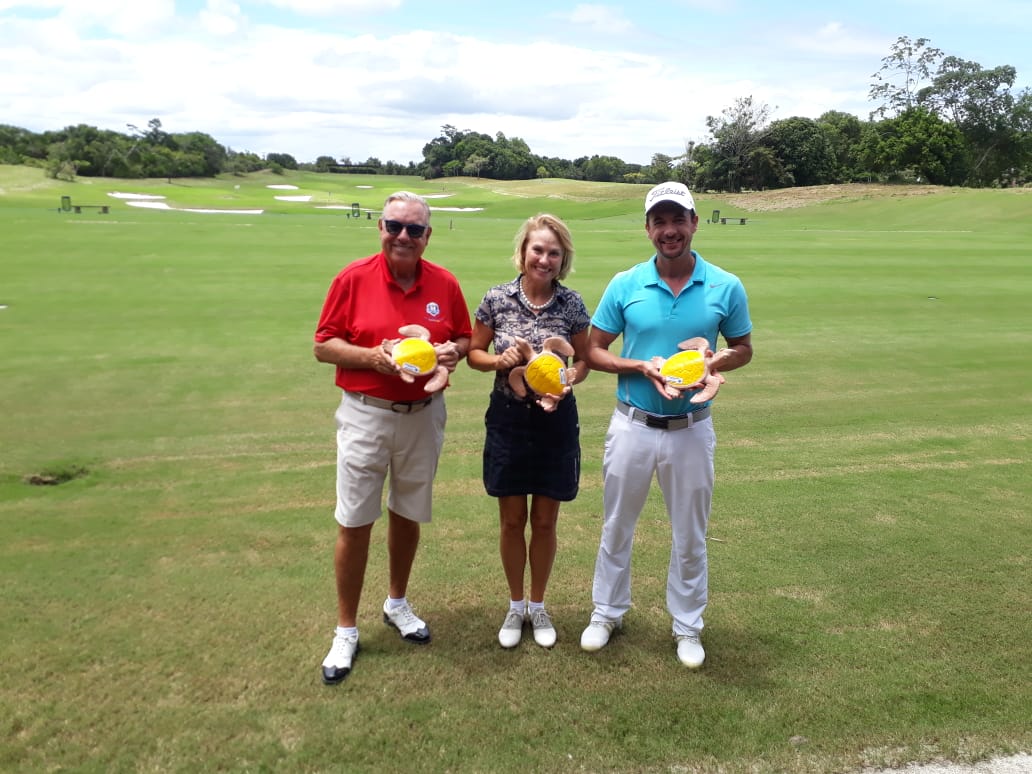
top-left (314, 191), bottom-right (472, 685)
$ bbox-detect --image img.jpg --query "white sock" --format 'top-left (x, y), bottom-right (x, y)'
top-left (386, 596), bottom-right (407, 610)
top-left (510, 599), bottom-right (526, 612)
top-left (336, 626), bottom-right (358, 638)
top-left (528, 601), bottom-right (544, 613)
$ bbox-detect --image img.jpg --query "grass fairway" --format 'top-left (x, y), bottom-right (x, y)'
top-left (1, 168), bottom-right (1030, 773)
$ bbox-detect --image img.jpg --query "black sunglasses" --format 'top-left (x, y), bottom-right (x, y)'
top-left (383, 219), bottom-right (428, 239)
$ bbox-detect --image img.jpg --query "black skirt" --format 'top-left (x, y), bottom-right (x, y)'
top-left (482, 390), bottom-right (580, 501)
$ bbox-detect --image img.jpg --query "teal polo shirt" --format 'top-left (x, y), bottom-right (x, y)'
top-left (591, 251), bottom-right (752, 415)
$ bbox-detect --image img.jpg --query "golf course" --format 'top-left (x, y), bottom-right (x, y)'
top-left (1, 166), bottom-right (1029, 773)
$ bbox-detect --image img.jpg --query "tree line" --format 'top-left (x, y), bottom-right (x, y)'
top-left (2, 38), bottom-right (1028, 190)
top-left (422, 38), bottom-right (1031, 190)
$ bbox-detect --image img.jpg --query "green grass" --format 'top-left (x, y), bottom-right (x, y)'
top-left (1, 167), bottom-right (1030, 773)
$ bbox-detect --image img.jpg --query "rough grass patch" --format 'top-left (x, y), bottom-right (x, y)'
top-left (24, 464), bottom-right (90, 486)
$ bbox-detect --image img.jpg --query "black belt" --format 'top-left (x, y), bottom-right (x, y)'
top-left (616, 401), bottom-right (710, 430)
top-left (347, 391), bottom-right (436, 414)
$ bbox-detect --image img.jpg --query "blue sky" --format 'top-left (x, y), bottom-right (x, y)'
top-left (2, 0), bottom-right (1030, 165)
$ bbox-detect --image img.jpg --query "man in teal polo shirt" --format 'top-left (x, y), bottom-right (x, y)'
top-left (580, 182), bottom-right (753, 668)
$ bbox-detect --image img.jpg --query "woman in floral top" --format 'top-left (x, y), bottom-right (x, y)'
top-left (467, 214), bottom-right (591, 649)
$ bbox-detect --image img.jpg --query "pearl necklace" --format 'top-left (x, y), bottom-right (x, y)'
top-left (518, 277), bottom-right (555, 312)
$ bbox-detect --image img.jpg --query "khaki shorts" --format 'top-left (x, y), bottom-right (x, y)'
top-left (334, 391), bottom-right (447, 527)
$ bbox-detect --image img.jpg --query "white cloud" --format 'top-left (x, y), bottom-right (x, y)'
top-left (564, 3), bottom-right (635, 35)
top-left (255, 0), bottom-right (400, 13)
top-left (3, 2), bottom-right (1025, 166)
top-left (0, 0), bottom-right (64, 8)
top-left (0, 11), bottom-right (868, 164)
top-left (200, 0), bottom-right (244, 36)
top-left (789, 22), bottom-right (889, 57)
top-left (55, 0), bottom-right (177, 38)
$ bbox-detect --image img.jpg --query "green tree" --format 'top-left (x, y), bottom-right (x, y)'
top-left (920, 56), bottom-right (1032, 185)
top-left (453, 132), bottom-right (493, 172)
top-left (170, 131), bottom-right (226, 177)
top-left (766, 117), bottom-right (837, 187)
top-left (582, 155), bottom-right (627, 182)
top-left (45, 124), bottom-right (138, 178)
top-left (313, 155), bottom-right (337, 173)
top-left (490, 132), bottom-right (537, 179)
top-left (420, 126), bottom-right (545, 180)
top-left (266, 152), bottom-right (298, 170)
top-left (44, 137), bottom-right (79, 178)
top-left (442, 159), bottom-right (464, 177)
top-left (421, 124), bottom-right (468, 178)
top-left (224, 149), bottom-right (265, 174)
top-left (0, 124), bottom-right (45, 163)
top-left (463, 153), bottom-right (490, 177)
top-left (1008, 91), bottom-right (1032, 185)
top-left (646, 153), bottom-right (674, 183)
top-left (140, 145), bottom-right (175, 181)
top-left (705, 96), bottom-right (773, 191)
top-left (45, 156), bottom-right (83, 181)
top-left (869, 35), bottom-right (943, 119)
top-left (743, 145), bottom-right (791, 189)
top-left (856, 107), bottom-right (967, 184)
top-left (671, 141), bottom-right (705, 188)
top-left (144, 118), bottom-right (174, 149)
top-left (538, 156), bottom-right (583, 180)
top-left (818, 110), bottom-right (864, 181)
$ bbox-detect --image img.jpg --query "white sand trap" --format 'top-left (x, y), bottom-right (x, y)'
top-left (275, 195), bottom-right (313, 202)
top-left (108, 191), bottom-right (166, 200)
top-left (316, 205), bottom-right (360, 210)
top-left (183, 208), bottom-right (263, 214)
top-left (430, 206), bottom-right (484, 212)
top-left (267, 184), bottom-right (299, 190)
top-left (423, 194), bottom-right (453, 199)
top-left (356, 185), bottom-right (373, 189)
top-left (126, 201), bottom-right (263, 214)
top-left (127, 201), bottom-right (172, 209)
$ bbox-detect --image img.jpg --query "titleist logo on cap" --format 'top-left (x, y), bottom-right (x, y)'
top-left (647, 185), bottom-right (685, 203)
top-left (645, 182), bottom-right (695, 213)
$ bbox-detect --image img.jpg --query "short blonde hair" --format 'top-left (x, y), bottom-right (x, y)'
top-left (511, 214), bottom-right (575, 280)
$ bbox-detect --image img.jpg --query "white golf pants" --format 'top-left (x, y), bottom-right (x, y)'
top-left (590, 406), bottom-right (716, 636)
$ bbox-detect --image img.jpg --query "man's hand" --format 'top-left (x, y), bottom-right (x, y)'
top-left (434, 341), bottom-right (461, 372)
top-left (649, 337), bottom-right (727, 403)
top-left (686, 370), bottom-right (725, 403)
top-left (376, 339), bottom-right (404, 375)
top-left (641, 358), bottom-right (673, 399)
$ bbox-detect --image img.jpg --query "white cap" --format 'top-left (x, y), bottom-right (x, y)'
top-left (645, 182), bottom-right (696, 215)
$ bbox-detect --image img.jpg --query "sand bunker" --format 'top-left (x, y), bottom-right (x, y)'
top-left (108, 192), bottom-right (166, 200)
top-left (106, 190), bottom-right (480, 215)
top-left (125, 201), bottom-right (263, 214)
top-left (126, 201), bottom-right (174, 210)
top-left (312, 205), bottom-right (482, 213)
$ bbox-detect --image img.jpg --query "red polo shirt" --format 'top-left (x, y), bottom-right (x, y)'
top-left (314, 252), bottom-right (472, 401)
